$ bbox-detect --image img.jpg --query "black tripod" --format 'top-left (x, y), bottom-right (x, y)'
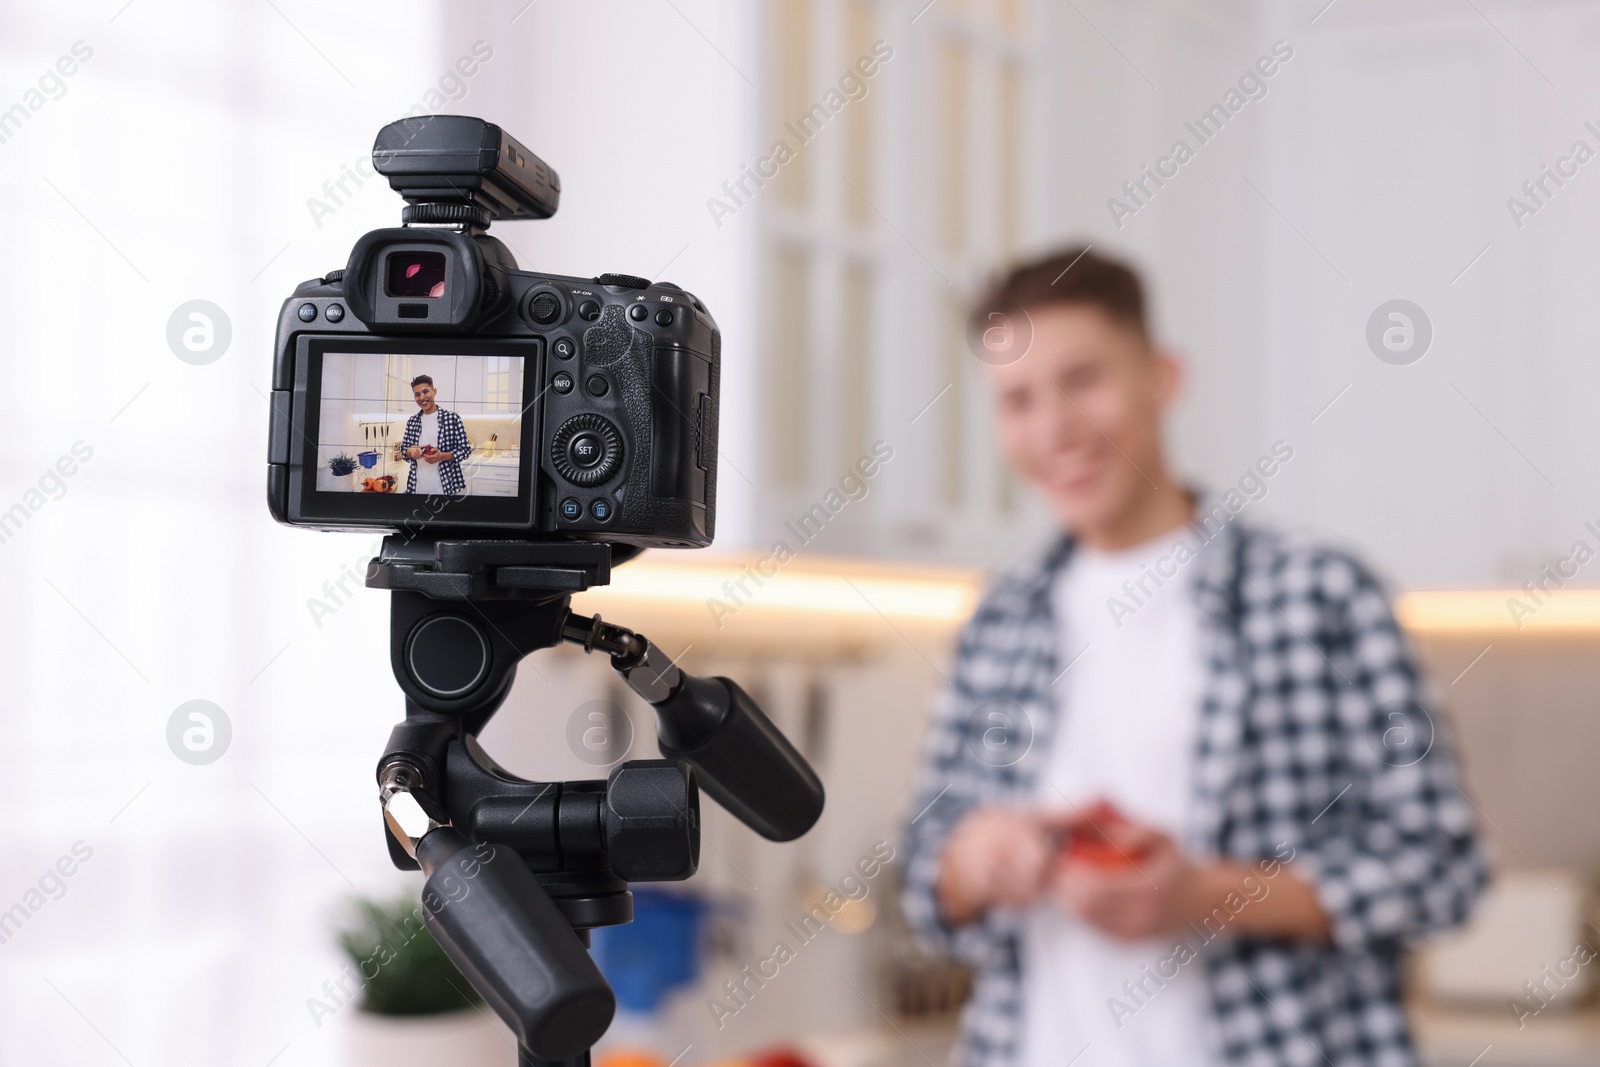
top-left (368, 536), bottom-right (825, 1067)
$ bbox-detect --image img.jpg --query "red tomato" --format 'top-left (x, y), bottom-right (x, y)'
top-left (1066, 836), bottom-right (1143, 867)
top-left (1061, 800), bottom-right (1148, 867)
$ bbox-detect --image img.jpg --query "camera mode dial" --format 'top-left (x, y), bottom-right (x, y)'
top-left (552, 414), bottom-right (623, 487)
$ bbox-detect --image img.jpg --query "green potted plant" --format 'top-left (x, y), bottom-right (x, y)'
top-left (336, 892), bottom-right (512, 1066)
top-left (328, 452), bottom-right (361, 491)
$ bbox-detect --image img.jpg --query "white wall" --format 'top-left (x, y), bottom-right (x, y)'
top-left (1037, 0), bottom-right (1600, 588)
top-left (440, 0), bottom-right (765, 548)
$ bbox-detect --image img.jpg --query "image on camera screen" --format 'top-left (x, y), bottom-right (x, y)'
top-left (316, 351), bottom-right (524, 497)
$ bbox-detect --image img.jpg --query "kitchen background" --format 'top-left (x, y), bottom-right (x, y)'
top-left (2, 1), bottom-right (1598, 1066)
top-left (315, 352), bottom-right (523, 494)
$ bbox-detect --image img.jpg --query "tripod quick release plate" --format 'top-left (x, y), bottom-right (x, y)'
top-left (367, 538), bottom-right (638, 600)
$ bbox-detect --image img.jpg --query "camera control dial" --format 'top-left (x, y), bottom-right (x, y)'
top-left (552, 414), bottom-right (623, 486)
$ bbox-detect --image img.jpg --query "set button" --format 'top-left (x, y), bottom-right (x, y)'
top-left (567, 432), bottom-right (604, 469)
top-left (550, 413), bottom-right (623, 486)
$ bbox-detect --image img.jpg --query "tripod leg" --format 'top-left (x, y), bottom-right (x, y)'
top-left (523, 1049), bottom-right (591, 1067)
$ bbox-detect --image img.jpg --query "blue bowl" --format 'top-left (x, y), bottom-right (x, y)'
top-left (590, 889), bottom-right (709, 1013)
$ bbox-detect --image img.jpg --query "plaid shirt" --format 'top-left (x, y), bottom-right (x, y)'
top-left (901, 514), bottom-right (1487, 1067)
top-left (401, 407), bottom-right (472, 495)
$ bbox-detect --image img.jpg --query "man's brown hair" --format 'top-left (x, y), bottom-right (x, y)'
top-left (971, 245), bottom-right (1150, 343)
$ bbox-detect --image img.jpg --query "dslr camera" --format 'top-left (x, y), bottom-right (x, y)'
top-left (262, 118), bottom-right (824, 1065)
top-left (266, 115), bottom-right (719, 547)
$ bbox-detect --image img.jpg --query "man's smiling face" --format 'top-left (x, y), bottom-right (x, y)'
top-left (983, 303), bottom-right (1179, 537)
top-left (412, 382), bottom-right (436, 412)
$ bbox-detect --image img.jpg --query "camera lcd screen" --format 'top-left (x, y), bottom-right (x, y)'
top-left (315, 350), bottom-right (525, 499)
top-left (387, 251), bottom-right (447, 298)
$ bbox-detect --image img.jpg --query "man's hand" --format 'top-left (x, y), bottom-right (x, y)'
top-left (424, 450), bottom-right (447, 464)
top-left (935, 807), bottom-right (1058, 926)
top-left (1046, 819), bottom-right (1198, 941)
top-left (405, 445), bottom-right (423, 460)
top-left (1044, 810), bottom-right (1333, 944)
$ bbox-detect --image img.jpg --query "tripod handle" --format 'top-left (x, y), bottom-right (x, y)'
top-left (654, 674), bottom-right (825, 842)
top-left (560, 613), bottom-right (826, 842)
top-left (415, 827), bottom-right (614, 1061)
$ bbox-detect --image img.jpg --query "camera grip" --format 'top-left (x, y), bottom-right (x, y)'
top-left (654, 675), bottom-right (825, 842)
top-left (416, 828), bottom-right (614, 1060)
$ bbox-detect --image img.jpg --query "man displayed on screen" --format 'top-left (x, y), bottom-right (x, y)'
top-left (401, 374), bottom-right (472, 496)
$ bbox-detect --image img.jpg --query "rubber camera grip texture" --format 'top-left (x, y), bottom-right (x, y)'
top-left (655, 676), bottom-right (825, 842)
top-left (579, 305), bottom-right (718, 542)
top-left (417, 828), bottom-right (614, 1060)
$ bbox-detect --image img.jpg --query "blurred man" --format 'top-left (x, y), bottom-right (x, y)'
top-left (900, 248), bottom-right (1485, 1067)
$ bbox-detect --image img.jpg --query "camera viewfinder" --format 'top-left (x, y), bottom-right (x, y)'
top-left (387, 251), bottom-right (447, 298)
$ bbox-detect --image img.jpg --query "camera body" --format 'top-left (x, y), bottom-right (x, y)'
top-left (266, 117), bottom-right (719, 548)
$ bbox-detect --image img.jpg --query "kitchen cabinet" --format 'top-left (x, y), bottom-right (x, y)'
top-left (467, 458), bottom-right (520, 497)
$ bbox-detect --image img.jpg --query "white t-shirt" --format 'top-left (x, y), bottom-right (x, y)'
top-left (1017, 529), bottom-right (1220, 1067)
top-left (413, 409), bottom-right (443, 495)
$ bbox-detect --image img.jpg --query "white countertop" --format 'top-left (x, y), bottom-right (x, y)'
top-left (1414, 1003), bottom-right (1600, 1067)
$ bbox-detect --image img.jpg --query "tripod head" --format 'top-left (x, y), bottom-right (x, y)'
top-left (369, 537), bottom-right (825, 1064)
